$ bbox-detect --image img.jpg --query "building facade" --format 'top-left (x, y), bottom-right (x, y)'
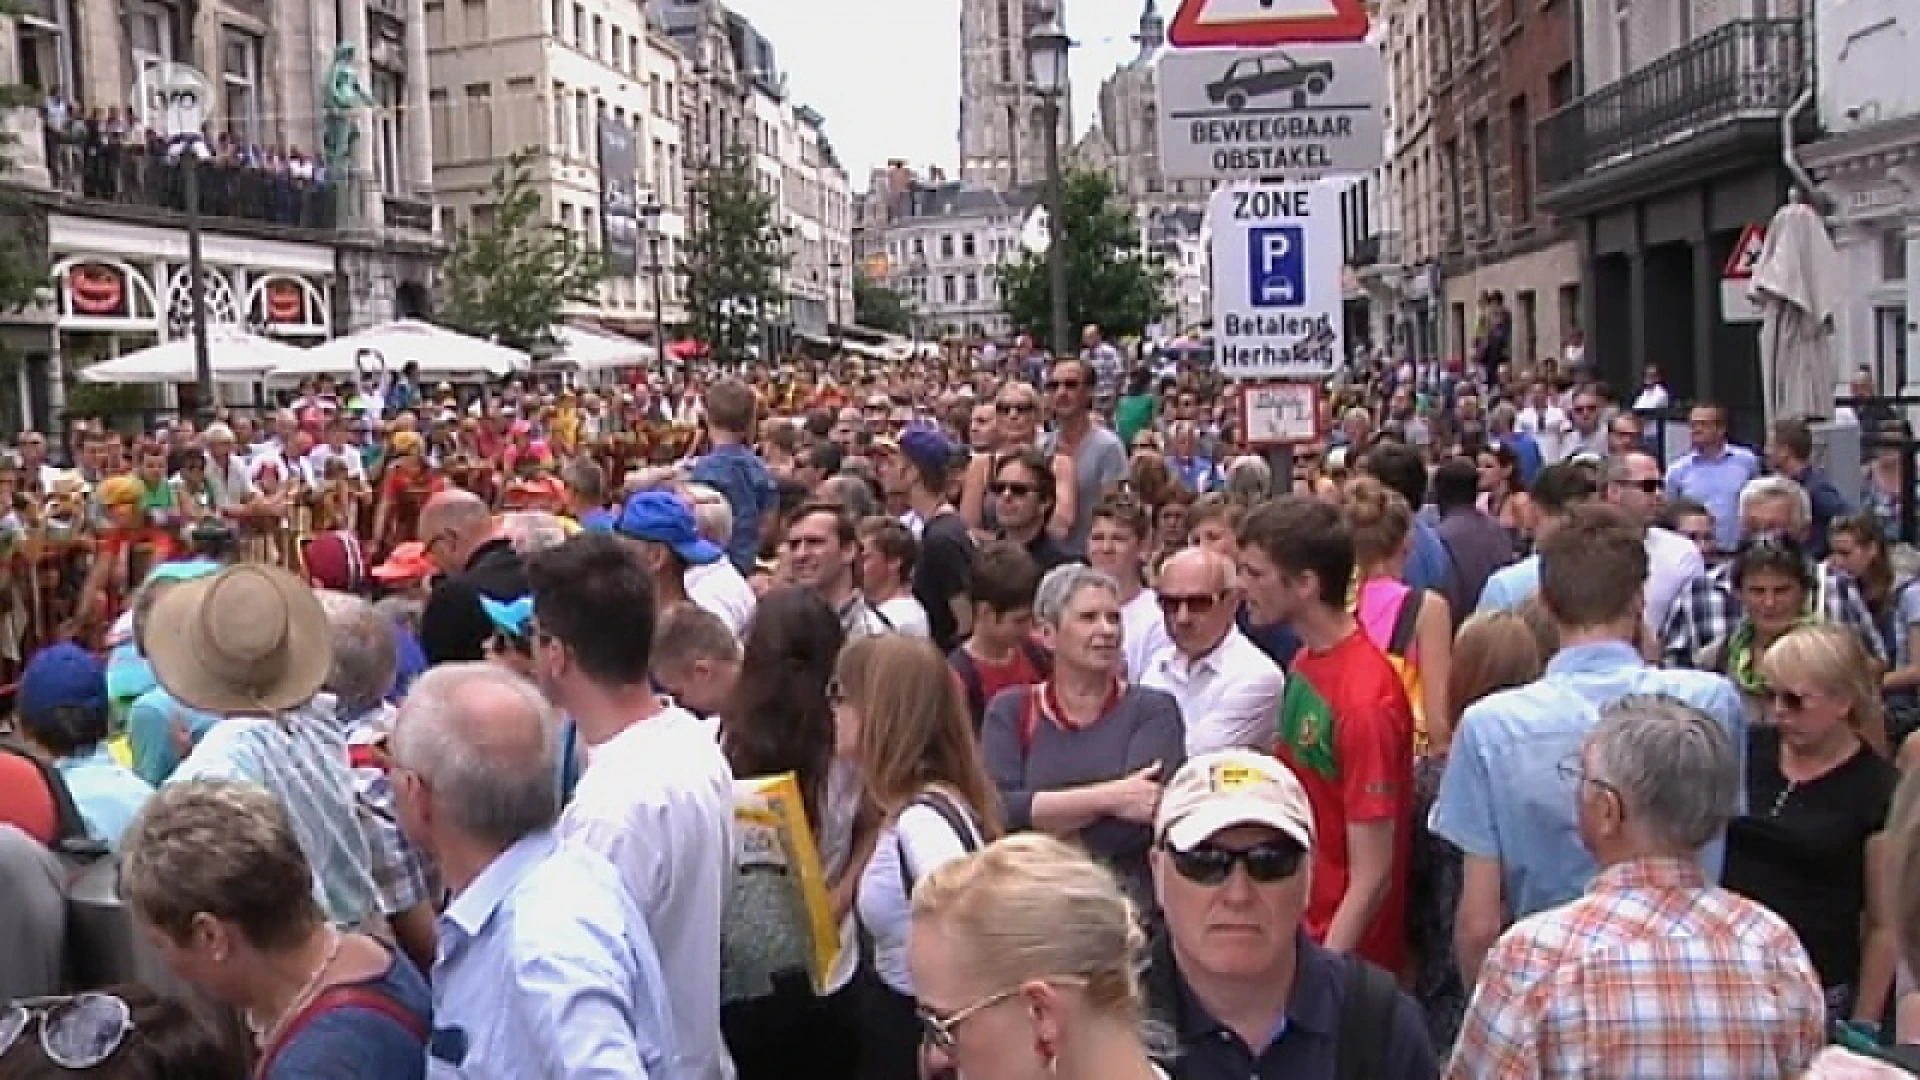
top-left (1801, 0), bottom-right (1917, 398)
top-left (1422, 0), bottom-right (1578, 372)
top-left (426, 0), bottom-right (686, 339)
top-left (878, 183), bottom-right (1036, 340)
top-left (958, 0), bottom-right (1072, 191)
top-left (1, 0), bottom-right (438, 425)
top-left (1538, 0), bottom-right (1808, 432)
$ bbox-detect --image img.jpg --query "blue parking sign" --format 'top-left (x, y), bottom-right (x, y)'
top-left (1247, 226), bottom-right (1306, 308)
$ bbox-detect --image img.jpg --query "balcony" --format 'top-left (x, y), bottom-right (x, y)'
top-left (44, 140), bottom-right (340, 232)
top-left (1537, 19), bottom-right (1808, 207)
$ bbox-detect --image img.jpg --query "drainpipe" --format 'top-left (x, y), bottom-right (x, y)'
top-left (1781, 14), bottom-right (1826, 213)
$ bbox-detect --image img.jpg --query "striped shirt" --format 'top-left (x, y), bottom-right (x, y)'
top-left (1448, 857), bottom-right (1825, 1080)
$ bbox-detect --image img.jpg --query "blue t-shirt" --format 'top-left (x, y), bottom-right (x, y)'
top-left (266, 947), bottom-right (432, 1080)
top-left (124, 687), bottom-right (222, 786)
top-left (689, 443), bottom-right (777, 574)
top-left (1403, 519), bottom-right (1451, 596)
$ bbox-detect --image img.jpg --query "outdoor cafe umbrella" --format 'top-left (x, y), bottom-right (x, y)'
top-left (545, 324), bottom-right (656, 373)
top-left (266, 319), bottom-right (530, 382)
top-left (1750, 193), bottom-right (1841, 424)
top-left (78, 328), bottom-right (310, 384)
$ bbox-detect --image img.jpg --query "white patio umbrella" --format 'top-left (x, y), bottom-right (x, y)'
top-left (266, 319), bottom-right (530, 382)
top-left (1750, 194), bottom-right (1841, 424)
top-left (78, 328), bottom-right (310, 384)
top-left (546, 324), bottom-right (656, 373)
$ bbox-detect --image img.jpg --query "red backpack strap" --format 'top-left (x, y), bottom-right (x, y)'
top-left (254, 986), bottom-right (428, 1079)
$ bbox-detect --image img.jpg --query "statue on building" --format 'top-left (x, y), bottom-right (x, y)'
top-left (321, 42), bottom-right (375, 182)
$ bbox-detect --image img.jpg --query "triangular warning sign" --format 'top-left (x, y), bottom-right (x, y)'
top-left (1723, 224), bottom-right (1766, 280)
top-left (1169, 0), bottom-right (1371, 47)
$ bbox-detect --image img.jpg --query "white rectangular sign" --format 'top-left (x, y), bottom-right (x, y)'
top-left (1207, 182), bottom-right (1345, 379)
top-left (1158, 43), bottom-right (1385, 181)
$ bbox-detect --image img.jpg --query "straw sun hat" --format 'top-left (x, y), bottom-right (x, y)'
top-left (142, 563), bottom-right (334, 714)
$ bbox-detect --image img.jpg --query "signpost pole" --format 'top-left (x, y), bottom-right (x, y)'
top-left (1041, 93), bottom-right (1070, 361)
top-left (185, 150), bottom-right (212, 418)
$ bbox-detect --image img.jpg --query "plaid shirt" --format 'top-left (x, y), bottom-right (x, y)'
top-left (1659, 560), bottom-right (1886, 668)
top-left (1448, 857), bottom-right (1825, 1080)
top-left (342, 701), bottom-right (437, 915)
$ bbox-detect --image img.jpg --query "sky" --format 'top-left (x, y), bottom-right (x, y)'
top-left (719, 0), bottom-right (1146, 189)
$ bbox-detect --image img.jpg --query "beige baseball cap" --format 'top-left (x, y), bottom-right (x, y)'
top-left (1155, 750), bottom-right (1315, 854)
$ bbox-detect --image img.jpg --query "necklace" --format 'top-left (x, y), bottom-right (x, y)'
top-left (248, 927), bottom-right (345, 1049)
top-left (1766, 780), bottom-right (1798, 819)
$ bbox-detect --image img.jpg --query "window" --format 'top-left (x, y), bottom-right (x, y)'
top-left (573, 92), bottom-right (589, 160)
top-left (572, 2), bottom-right (585, 46)
top-left (127, 0), bottom-right (177, 86)
top-left (652, 137), bottom-right (666, 198)
top-left (425, 0), bottom-right (446, 44)
top-left (373, 70), bottom-right (405, 193)
top-left (1516, 290), bottom-right (1537, 365)
top-left (1613, 0), bottom-right (1632, 77)
top-left (1471, 117), bottom-right (1493, 237)
top-left (1884, 230), bottom-right (1909, 282)
top-left (462, 0), bottom-right (487, 39)
top-left (584, 207), bottom-right (597, 247)
top-left (1462, 0), bottom-right (1480, 54)
top-left (942, 275), bottom-right (957, 304)
top-left (1442, 138), bottom-right (1464, 244)
top-left (429, 88), bottom-right (451, 162)
top-left (220, 27), bottom-right (260, 143)
top-left (15, 0), bottom-right (78, 101)
top-left (504, 76), bottom-right (535, 146)
top-left (591, 15), bottom-right (602, 59)
top-left (963, 273), bottom-right (979, 303)
top-left (962, 233), bottom-right (976, 257)
top-left (551, 81), bottom-right (568, 153)
top-left (1508, 96), bottom-right (1531, 222)
top-left (1432, 0), bottom-right (1453, 73)
top-left (912, 236), bottom-right (925, 258)
top-left (1547, 64), bottom-right (1574, 109)
top-left (1878, 306), bottom-right (1912, 389)
top-left (465, 82), bottom-right (493, 160)
top-left (548, 0), bottom-right (561, 34)
top-left (940, 234), bottom-right (954, 258)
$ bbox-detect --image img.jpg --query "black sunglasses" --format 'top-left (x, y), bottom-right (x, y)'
top-left (990, 482), bottom-right (1038, 497)
top-left (1157, 591), bottom-right (1223, 616)
top-left (1044, 379), bottom-right (1083, 392)
top-left (996, 401), bottom-right (1037, 415)
top-left (1764, 686), bottom-right (1809, 712)
top-left (1163, 840), bottom-right (1303, 885)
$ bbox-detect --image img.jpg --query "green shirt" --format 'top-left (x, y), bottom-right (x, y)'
top-left (1115, 393), bottom-right (1156, 449)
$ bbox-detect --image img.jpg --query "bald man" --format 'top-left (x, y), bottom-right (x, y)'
top-left (418, 489), bottom-right (530, 665)
top-left (1140, 547), bottom-right (1286, 755)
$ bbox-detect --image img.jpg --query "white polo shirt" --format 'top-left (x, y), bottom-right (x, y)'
top-left (1141, 626), bottom-right (1286, 756)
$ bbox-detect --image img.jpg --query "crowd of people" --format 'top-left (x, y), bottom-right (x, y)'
top-left (2, 336), bottom-right (1920, 1079)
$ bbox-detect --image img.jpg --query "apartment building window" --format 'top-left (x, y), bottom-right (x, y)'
top-left (962, 233), bottom-right (976, 257)
top-left (649, 75), bottom-right (662, 116)
top-left (1508, 96), bottom-right (1532, 223)
top-left (429, 88), bottom-right (451, 162)
top-left (15, 0), bottom-right (78, 101)
top-left (466, 83), bottom-right (493, 160)
top-left (584, 207), bottom-right (597, 247)
top-left (963, 273), bottom-right (979, 303)
top-left (1442, 139), bottom-right (1464, 245)
top-left (940, 234), bottom-right (954, 258)
top-left (572, 2), bottom-right (585, 47)
top-left (551, 82), bottom-right (568, 154)
top-left (591, 15), bottom-right (602, 59)
top-left (942, 275), bottom-right (957, 304)
top-left (652, 137), bottom-right (665, 199)
top-left (1462, 0), bottom-right (1480, 54)
top-left (1471, 118), bottom-right (1493, 237)
top-left (462, 0), bottom-right (486, 40)
top-left (424, 1), bottom-right (446, 44)
top-left (504, 76), bottom-right (534, 146)
top-left (1516, 290), bottom-right (1538, 363)
top-left (1432, 0), bottom-right (1453, 74)
top-left (548, 0), bottom-right (560, 34)
top-left (912, 237), bottom-right (925, 259)
top-left (372, 70), bottom-right (405, 193)
top-left (1613, 0), bottom-right (1631, 76)
top-left (1547, 64), bottom-right (1573, 109)
top-left (127, 1), bottom-right (178, 83)
top-left (1885, 230), bottom-right (1910, 282)
top-left (574, 93), bottom-right (590, 161)
top-left (561, 203), bottom-right (576, 232)
top-left (220, 28), bottom-right (261, 143)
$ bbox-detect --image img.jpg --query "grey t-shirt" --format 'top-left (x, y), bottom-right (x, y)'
top-left (1045, 424), bottom-right (1129, 555)
top-left (980, 684), bottom-right (1186, 905)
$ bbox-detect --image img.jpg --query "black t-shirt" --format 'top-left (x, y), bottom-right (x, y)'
top-left (1723, 726), bottom-right (1898, 990)
top-left (915, 509), bottom-right (974, 653)
top-left (1017, 530), bottom-right (1080, 574)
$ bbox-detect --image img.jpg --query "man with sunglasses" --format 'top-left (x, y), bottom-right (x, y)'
top-left (1141, 549), bottom-right (1284, 756)
top-left (1144, 750), bottom-right (1436, 1080)
top-left (1605, 449), bottom-right (1705, 637)
top-left (1040, 358), bottom-right (1128, 556)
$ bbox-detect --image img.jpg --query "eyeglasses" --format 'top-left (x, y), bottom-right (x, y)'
top-left (996, 402), bottom-right (1036, 415)
top-left (1044, 379), bottom-right (1083, 393)
top-left (918, 986), bottom-right (1024, 1052)
top-left (989, 482), bottom-right (1038, 498)
top-left (1628, 477), bottom-right (1660, 493)
top-left (0, 993), bottom-right (134, 1070)
top-left (1157, 590), bottom-right (1223, 616)
top-left (1162, 840), bottom-right (1304, 886)
top-left (1556, 752), bottom-right (1625, 809)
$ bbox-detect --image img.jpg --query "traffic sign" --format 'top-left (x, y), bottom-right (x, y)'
top-left (1240, 382), bottom-right (1323, 446)
top-left (1208, 182), bottom-right (1345, 378)
top-left (1724, 224), bottom-right (1767, 280)
top-left (1170, 0), bottom-right (1371, 47)
top-left (1158, 44), bottom-right (1384, 181)
top-left (135, 62), bottom-right (213, 138)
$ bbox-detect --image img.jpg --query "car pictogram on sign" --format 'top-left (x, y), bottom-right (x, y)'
top-left (1206, 51), bottom-right (1335, 112)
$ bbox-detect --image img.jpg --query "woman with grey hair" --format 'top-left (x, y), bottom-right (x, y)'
top-left (979, 564), bottom-right (1186, 906)
top-left (1224, 455), bottom-right (1274, 504)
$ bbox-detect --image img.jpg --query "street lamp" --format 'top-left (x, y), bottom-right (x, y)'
top-left (638, 195), bottom-right (667, 374)
top-left (1027, 18), bottom-right (1072, 362)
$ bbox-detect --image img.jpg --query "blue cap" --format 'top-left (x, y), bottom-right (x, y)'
top-left (899, 426), bottom-right (958, 473)
top-left (616, 491), bottom-right (723, 566)
top-left (480, 594), bottom-right (535, 638)
top-left (19, 643), bottom-right (108, 723)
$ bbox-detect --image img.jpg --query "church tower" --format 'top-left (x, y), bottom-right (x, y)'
top-left (957, 0), bottom-right (1074, 190)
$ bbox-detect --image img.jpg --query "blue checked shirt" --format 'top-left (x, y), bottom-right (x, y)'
top-left (1659, 561), bottom-right (1887, 670)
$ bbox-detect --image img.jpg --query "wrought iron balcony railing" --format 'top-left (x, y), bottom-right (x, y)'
top-left (1537, 18), bottom-right (1807, 191)
top-left (44, 137), bottom-right (341, 231)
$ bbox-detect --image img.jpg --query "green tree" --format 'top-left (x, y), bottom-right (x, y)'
top-left (681, 146), bottom-right (789, 363)
top-left (998, 169), bottom-right (1168, 347)
top-left (438, 148), bottom-right (607, 352)
top-left (852, 272), bottom-right (912, 335)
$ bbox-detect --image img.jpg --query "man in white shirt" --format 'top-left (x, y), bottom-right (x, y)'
top-left (306, 416), bottom-right (368, 483)
top-left (527, 533), bottom-right (735, 1080)
top-left (1631, 363), bottom-right (1671, 412)
top-left (1141, 548), bottom-right (1285, 754)
top-left (1606, 449), bottom-right (1703, 637)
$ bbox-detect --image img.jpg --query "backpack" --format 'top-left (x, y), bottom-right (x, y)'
top-left (950, 641), bottom-right (1052, 730)
top-left (1377, 589), bottom-right (1430, 757)
top-left (1334, 954), bottom-right (1401, 1080)
top-left (254, 985), bottom-right (429, 1078)
top-left (0, 740), bottom-right (98, 857)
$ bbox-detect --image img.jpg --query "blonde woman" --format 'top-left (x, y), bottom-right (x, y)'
top-left (961, 380), bottom-right (1076, 542)
top-left (1724, 624), bottom-right (1899, 1029)
top-left (835, 634), bottom-right (1003, 1080)
top-left (909, 833), bottom-right (1165, 1080)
